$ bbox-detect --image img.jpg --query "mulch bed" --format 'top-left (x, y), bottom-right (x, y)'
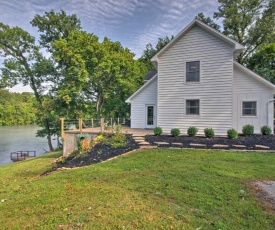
top-left (55, 134), bottom-right (139, 169)
top-left (145, 134), bottom-right (275, 150)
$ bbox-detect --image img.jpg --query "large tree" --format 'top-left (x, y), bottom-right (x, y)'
top-left (139, 36), bottom-right (173, 71)
top-left (213, 0), bottom-right (275, 64)
top-left (247, 43), bottom-right (275, 83)
top-left (0, 23), bottom-right (56, 150)
top-left (52, 30), bottom-right (145, 118)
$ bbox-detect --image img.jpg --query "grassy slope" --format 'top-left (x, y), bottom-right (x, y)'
top-left (0, 149), bottom-right (275, 229)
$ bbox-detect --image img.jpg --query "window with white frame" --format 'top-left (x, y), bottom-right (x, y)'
top-left (186, 61), bottom-right (200, 82)
top-left (242, 101), bottom-right (257, 116)
top-left (186, 99), bottom-right (200, 115)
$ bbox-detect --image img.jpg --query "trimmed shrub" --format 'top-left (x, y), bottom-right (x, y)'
top-left (187, 126), bottom-right (198, 137)
top-left (204, 128), bottom-right (215, 138)
top-left (171, 128), bottom-right (180, 137)
top-left (242, 124), bottom-right (254, 135)
top-left (261, 125), bottom-right (272, 135)
top-left (154, 127), bottom-right (162, 135)
top-left (227, 128), bottom-right (238, 139)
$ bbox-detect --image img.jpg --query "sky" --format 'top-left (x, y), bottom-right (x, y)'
top-left (0, 0), bottom-right (220, 92)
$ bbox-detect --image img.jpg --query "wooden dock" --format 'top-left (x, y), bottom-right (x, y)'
top-left (10, 151), bottom-right (36, 162)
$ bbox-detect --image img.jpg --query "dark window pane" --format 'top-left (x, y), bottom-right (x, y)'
top-left (186, 61), bottom-right (200, 82)
top-left (242, 102), bottom-right (256, 116)
top-left (186, 100), bottom-right (200, 115)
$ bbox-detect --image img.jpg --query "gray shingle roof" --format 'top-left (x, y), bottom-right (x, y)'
top-left (144, 69), bottom-right (157, 81)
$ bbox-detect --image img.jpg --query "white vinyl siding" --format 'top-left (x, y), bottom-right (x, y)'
top-left (130, 77), bottom-right (157, 128)
top-left (233, 66), bottom-right (274, 133)
top-left (157, 25), bottom-right (234, 135)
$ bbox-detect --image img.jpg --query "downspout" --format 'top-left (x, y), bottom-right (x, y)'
top-left (267, 98), bottom-right (275, 133)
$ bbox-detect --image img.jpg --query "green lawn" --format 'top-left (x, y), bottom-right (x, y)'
top-left (0, 149), bottom-right (275, 229)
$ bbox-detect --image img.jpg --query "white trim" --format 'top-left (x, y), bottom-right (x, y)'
top-left (151, 19), bottom-right (244, 64)
top-left (234, 61), bottom-right (275, 91)
top-left (125, 74), bottom-right (158, 103)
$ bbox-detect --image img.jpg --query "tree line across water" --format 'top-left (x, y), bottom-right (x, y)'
top-left (0, 0), bottom-right (274, 151)
top-left (0, 90), bottom-right (36, 126)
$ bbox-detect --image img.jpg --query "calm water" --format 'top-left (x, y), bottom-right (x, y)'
top-left (0, 125), bottom-right (57, 166)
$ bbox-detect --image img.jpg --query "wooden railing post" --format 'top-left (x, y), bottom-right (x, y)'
top-left (91, 118), bottom-right (94, 128)
top-left (117, 117), bottom-right (120, 125)
top-left (60, 117), bottom-right (65, 140)
top-left (111, 118), bottom-right (112, 126)
top-left (79, 117), bottom-right (83, 134)
top-left (123, 117), bottom-right (125, 125)
top-left (100, 118), bottom-right (104, 133)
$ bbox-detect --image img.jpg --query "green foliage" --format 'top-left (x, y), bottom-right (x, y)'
top-left (261, 125), bottom-right (272, 135)
top-left (30, 10), bottom-right (82, 51)
top-left (139, 36), bottom-right (173, 71)
top-left (247, 43), bottom-right (275, 83)
top-left (213, 0), bottom-right (275, 64)
top-left (196, 13), bottom-right (221, 31)
top-left (154, 127), bottom-right (163, 136)
top-left (170, 128), bottom-right (180, 137)
top-left (227, 128), bottom-right (238, 139)
top-left (187, 126), bottom-right (198, 137)
top-left (204, 128), bottom-right (215, 138)
top-left (0, 90), bottom-right (36, 125)
top-left (103, 125), bottom-right (126, 148)
top-left (242, 124), bottom-right (254, 135)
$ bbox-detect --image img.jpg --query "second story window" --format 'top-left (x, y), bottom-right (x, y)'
top-left (186, 61), bottom-right (200, 82)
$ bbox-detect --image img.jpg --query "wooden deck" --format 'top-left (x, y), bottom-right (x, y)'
top-left (10, 151), bottom-right (36, 162)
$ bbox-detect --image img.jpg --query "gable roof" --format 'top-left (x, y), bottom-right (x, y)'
top-left (151, 19), bottom-right (244, 66)
top-left (126, 73), bottom-right (157, 103)
top-left (144, 69), bottom-right (157, 81)
top-left (234, 61), bottom-right (275, 91)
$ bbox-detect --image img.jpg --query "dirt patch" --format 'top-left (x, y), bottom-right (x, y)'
top-left (252, 181), bottom-right (275, 214)
top-left (146, 134), bottom-right (275, 150)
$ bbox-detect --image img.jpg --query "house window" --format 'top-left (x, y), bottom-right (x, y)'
top-left (186, 61), bottom-right (200, 82)
top-left (242, 101), bottom-right (257, 116)
top-left (186, 99), bottom-right (200, 115)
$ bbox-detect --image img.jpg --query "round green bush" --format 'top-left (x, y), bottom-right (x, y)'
top-left (261, 125), bottom-right (272, 135)
top-left (227, 128), bottom-right (238, 139)
top-left (154, 127), bottom-right (162, 136)
top-left (171, 128), bottom-right (180, 137)
top-left (242, 124), bottom-right (254, 135)
top-left (187, 126), bottom-right (198, 137)
top-left (204, 128), bottom-right (215, 138)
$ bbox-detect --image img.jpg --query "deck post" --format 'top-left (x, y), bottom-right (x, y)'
top-left (79, 117), bottom-right (83, 134)
top-left (117, 117), bottom-right (119, 125)
top-left (100, 118), bottom-right (104, 133)
top-left (60, 117), bottom-right (65, 140)
top-left (123, 117), bottom-right (125, 124)
top-left (91, 118), bottom-right (94, 128)
top-left (111, 118), bottom-right (112, 125)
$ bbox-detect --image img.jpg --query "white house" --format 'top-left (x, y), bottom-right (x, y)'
top-left (126, 19), bottom-right (275, 135)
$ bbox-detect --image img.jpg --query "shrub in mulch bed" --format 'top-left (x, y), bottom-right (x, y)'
top-left (145, 134), bottom-right (275, 150)
top-left (41, 135), bottom-right (139, 175)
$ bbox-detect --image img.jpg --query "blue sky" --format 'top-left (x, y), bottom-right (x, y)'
top-left (1, 0), bottom-right (220, 92)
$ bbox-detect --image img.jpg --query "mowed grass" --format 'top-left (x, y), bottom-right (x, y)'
top-left (0, 149), bottom-right (275, 229)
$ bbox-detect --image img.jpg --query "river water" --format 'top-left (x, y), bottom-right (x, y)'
top-left (0, 125), bottom-right (57, 166)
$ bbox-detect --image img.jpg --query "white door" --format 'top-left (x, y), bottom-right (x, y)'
top-left (145, 105), bottom-right (156, 129)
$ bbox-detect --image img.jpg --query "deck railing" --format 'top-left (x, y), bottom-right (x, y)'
top-left (60, 117), bottom-right (129, 139)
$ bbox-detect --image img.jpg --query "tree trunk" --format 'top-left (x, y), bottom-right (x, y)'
top-left (47, 134), bottom-right (54, 152)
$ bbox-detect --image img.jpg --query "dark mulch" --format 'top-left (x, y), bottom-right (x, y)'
top-left (145, 134), bottom-right (275, 150)
top-left (56, 135), bottom-right (139, 169)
